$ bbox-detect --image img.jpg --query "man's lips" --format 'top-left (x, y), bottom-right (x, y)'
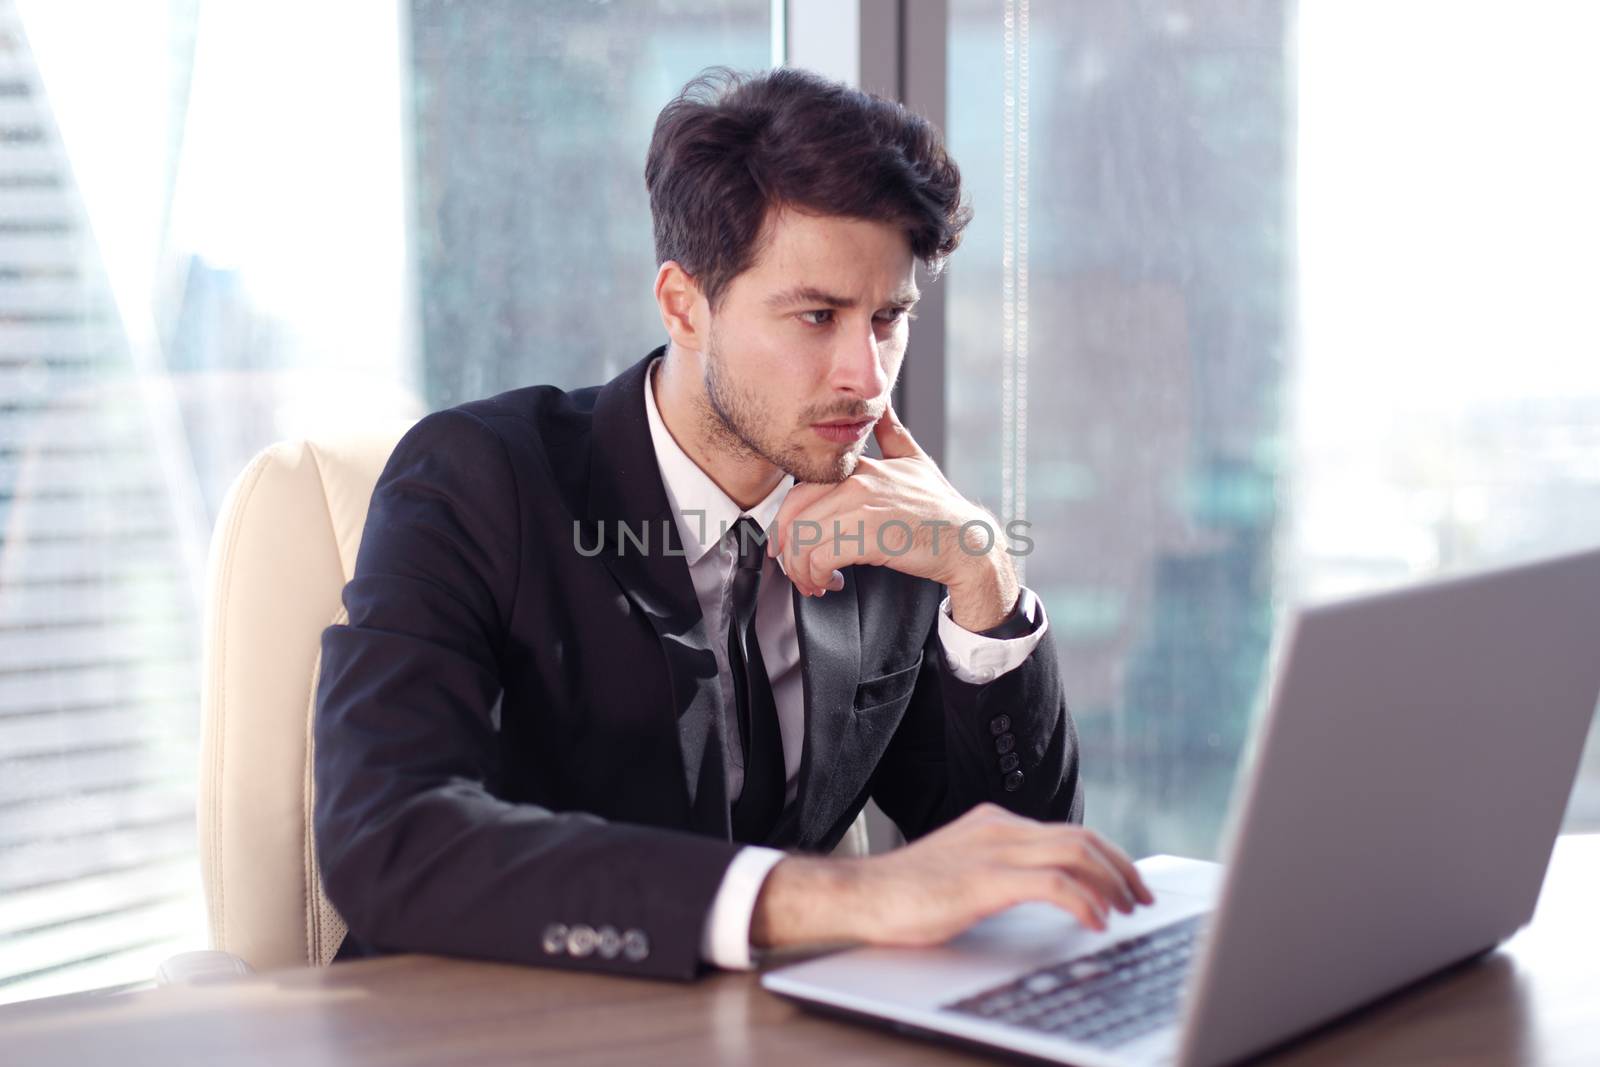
top-left (810, 418), bottom-right (875, 443)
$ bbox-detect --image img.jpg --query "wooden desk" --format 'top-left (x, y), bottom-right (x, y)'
top-left (2, 835), bottom-right (1595, 1066)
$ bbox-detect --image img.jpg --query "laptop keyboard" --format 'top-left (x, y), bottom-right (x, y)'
top-left (941, 914), bottom-right (1205, 1050)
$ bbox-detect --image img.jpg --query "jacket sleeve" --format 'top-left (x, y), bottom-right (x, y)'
top-left (866, 611), bottom-right (1084, 841)
top-left (313, 409), bottom-right (743, 980)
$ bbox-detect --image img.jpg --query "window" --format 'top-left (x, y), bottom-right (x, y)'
top-left (5, 0), bottom-right (1594, 1008)
top-left (941, 0), bottom-right (1600, 858)
top-left (0, 0), bottom-right (769, 1005)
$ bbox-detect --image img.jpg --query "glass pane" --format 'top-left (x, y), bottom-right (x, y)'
top-left (408, 0), bottom-right (772, 405)
top-left (943, 0), bottom-right (1600, 859)
top-left (1, 0), bottom-right (206, 1004)
top-left (0, 0), bottom-right (768, 1005)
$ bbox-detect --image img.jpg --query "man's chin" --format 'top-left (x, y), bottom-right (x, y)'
top-left (783, 441), bottom-right (863, 484)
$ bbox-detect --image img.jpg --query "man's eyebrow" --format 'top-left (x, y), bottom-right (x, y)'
top-left (765, 285), bottom-right (921, 310)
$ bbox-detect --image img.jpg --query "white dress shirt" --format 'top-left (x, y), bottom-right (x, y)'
top-left (640, 356), bottom-right (1050, 968)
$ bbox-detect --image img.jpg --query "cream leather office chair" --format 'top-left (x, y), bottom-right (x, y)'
top-left (195, 428), bottom-right (869, 974)
top-left (197, 428), bottom-right (411, 972)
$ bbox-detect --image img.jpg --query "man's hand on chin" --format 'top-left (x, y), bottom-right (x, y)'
top-left (768, 405), bottom-right (1022, 631)
top-left (749, 804), bottom-right (1156, 952)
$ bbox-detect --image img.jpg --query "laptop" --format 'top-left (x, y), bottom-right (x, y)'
top-left (762, 546), bottom-right (1600, 1067)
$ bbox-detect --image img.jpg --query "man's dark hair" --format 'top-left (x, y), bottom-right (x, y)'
top-left (645, 66), bottom-right (972, 310)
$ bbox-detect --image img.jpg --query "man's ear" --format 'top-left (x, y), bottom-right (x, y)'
top-left (654, 261), bottom-right (707, 352)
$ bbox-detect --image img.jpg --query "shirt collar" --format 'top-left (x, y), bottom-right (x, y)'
top-left (643, 355), bottom-right (794, 565)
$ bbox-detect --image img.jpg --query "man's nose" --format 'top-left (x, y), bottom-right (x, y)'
top-left (828, 319), bottom-right (890, 399)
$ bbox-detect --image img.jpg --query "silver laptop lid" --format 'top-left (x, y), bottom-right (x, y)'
top-left (1177, 547), bottom-right (1600, 1067)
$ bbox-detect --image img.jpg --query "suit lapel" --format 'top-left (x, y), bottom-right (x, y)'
top-left (585, 349), bottom-right (731, 839)
top-left (769, 574), bottom-right (860, 848)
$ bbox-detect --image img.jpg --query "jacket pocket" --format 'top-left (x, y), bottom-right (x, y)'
top-left (853, 652), bottom-right (924, 712)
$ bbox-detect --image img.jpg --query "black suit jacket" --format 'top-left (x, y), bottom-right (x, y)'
top-left (313, 347), bottom-right (1084, 979)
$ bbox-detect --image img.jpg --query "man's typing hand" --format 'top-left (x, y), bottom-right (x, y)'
top-left (749, 803), bottom-right (1154, 951)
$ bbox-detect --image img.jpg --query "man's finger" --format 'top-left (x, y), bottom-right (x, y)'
top-left (783, 491), bottom-right (875, 594)
top-left (1001, 839), bottom-right (1134, 914)
top-left (1074, 839), bottom-right (1140, 913)
top-left (872, 403), bottom-right (924, 461)
top-left (800, 531), bottom-right (872, 591)
top-left (776, 485), bottom-right (850, 595)
top-left (769, 482), bottom-right (835, 561)
top-left (998, 831), bottom-right (1152, 915)
top-left (1081, 830), bottom-right (1155, 906)
top-left (1013, 870), bottom-right (1108, 933)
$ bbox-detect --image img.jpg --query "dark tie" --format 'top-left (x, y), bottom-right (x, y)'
top-left (727, 516), bottom-right (785, 843)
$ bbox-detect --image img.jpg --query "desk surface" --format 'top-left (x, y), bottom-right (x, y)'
top-left (3, 835), bottom-right (1596, 1066)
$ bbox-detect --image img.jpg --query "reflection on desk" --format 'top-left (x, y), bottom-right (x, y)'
top-left (0, 835), bottom-right (1595, 1066)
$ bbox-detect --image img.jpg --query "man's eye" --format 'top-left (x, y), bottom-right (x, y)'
top-left (796, 308), bottom-right (921, 326)
top-left (799, 309), bottom-right (834, 326)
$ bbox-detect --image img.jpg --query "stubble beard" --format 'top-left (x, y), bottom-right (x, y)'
top-left (702, 326), bottom-right (861, 485)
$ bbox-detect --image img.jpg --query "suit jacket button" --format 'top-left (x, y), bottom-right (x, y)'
top-left (1004, 769), bottom-right (1025, 792)
top-left (567, 924), bottom-right (598, 957)
top-left (989, 714), bottom-right (1011, 737)
top-left (995, 732), bottom-right (1016, 756)
top-left (622, 928), bottom-right (650, 962)
top-left (541, 923), bottom-right (569, 955)
top-left (998, 752), bottom-right (1020, 773)
top-left (597, 925), bottom-right (622, 959)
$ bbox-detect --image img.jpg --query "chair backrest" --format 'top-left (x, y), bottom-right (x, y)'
top-left (198, 429), bottom-right (410, 970)
top-left (197, 428), bottom-right (872, 972)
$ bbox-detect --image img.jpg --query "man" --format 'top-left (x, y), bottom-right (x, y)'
top-left (314, 66), bottom-right (1152, 981)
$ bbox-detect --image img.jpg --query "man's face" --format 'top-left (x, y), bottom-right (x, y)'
top-left (697, 209), bottom-right (919, 484)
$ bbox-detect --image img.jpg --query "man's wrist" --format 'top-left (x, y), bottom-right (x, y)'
top-left (937, 586), bottom-right (1049, 685)
top-left (750, 854), bottom-right (867, 950)
top-left (945, 549), bottom-right (1020, 633)
top-left (974, 592), bottom-right (1037, 638)
top-left (701, 846), bottom-right (787, 969)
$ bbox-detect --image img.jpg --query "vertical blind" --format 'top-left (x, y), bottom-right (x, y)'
top-left (0, 1), bottom-right (203, 1002)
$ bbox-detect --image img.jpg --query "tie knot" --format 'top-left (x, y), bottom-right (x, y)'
top-left (730, 516), bottom-right (768, 572)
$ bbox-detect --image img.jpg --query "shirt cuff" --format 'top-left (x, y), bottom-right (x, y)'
top-left (937, 586), bottom-right (1049, 685)
top-left (699, 845), bottom-right (786, 970)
